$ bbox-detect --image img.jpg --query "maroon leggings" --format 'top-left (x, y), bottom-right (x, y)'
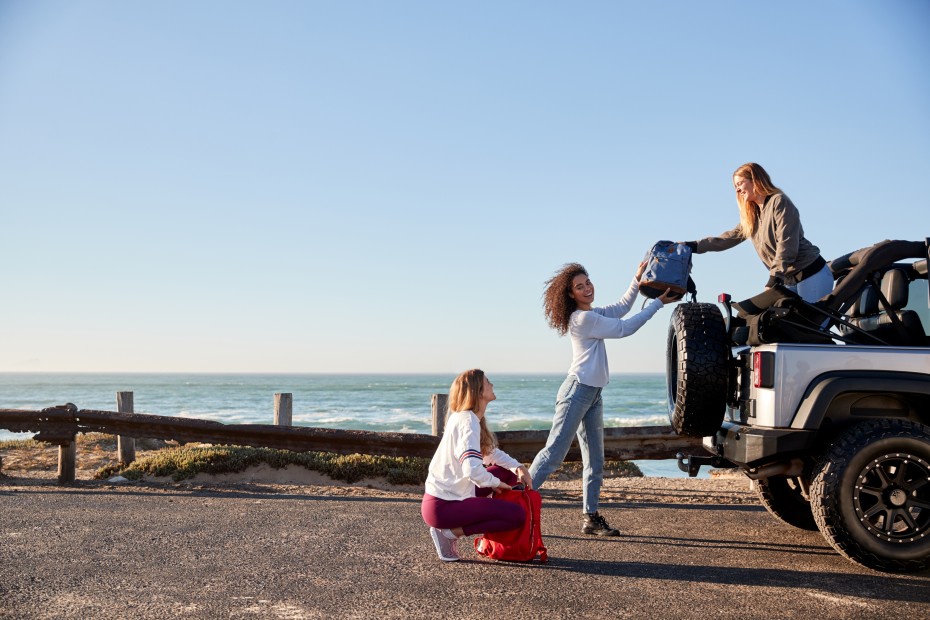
top-left (421, 466), bottom-right (525, 536)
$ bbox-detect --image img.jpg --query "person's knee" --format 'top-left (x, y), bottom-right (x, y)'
top-left (507, 505), bottom-right (527, 528)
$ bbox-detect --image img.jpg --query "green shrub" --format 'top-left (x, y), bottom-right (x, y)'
top-left (95, 444), bottom-right (433, 485)
top-left (94, 443), bottom-right (642, 484)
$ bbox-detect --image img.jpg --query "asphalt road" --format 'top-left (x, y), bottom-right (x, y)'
top-left (2, 477), bottom-right (929, 619)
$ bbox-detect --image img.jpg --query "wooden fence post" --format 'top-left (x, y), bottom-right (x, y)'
top-left (431, 394), bottom-right (448, 436)
top-left (117, 392), bottom-right (136, 464)
top-left (275, 393), bottom-right (293, 426)
top-left (57, 438), bottom-right (76, 484)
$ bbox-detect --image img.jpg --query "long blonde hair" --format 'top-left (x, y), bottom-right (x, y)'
top-left (734, 162), bottom-right (782, 238)
top-left (447, 368), bottom-right (498, 455)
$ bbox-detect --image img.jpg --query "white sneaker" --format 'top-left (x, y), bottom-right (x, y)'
top-left (429, 527), bottom-right (460, 562)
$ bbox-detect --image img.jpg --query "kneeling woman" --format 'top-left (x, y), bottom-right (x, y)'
top-left (421, 369), bottom-right (533, 562)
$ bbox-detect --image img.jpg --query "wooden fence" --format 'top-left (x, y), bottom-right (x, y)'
top-left (0, 392), bottom-right (705, 484)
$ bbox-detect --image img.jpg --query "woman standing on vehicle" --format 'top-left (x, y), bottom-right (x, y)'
top-left (529, 262), bottom-right (677, 536)
top-left (684, 162), bottom-right (833, 302)
top-left (421, 369), bottom-right (533, 562)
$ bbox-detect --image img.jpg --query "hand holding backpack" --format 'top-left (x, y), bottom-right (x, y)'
top-left (639, 240), bottom-right (697, 302)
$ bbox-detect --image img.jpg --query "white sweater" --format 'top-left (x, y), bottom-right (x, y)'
top-left (424, 410), bottom-right (522, 501)
top-left (567, 277), bottom-right (664, 388)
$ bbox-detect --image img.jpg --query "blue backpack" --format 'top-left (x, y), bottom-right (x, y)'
top-left (639, 241), bottom-right (696, 301)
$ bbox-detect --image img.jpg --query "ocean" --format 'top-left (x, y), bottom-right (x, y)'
top-left (0, 372), bottom-right (704, 477)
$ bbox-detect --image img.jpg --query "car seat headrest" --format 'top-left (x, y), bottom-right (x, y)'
top-left (847, 285), bottom-right (879, 317)
top-left (914, 258), bottom-right (927, 277)
top-left (881, 268), bottom-right (910, 309)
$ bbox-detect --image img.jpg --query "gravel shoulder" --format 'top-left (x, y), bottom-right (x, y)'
top-left (3, 467), bottom-right (928, 620)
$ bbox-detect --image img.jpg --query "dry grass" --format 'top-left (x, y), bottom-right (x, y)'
top-left (0, 433), bottom-right (181, 481)
top-left (0, 433), bottom-right (136, 474)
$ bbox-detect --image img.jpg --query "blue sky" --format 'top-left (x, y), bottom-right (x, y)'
top-left (0, 1), bottom-right (927, 374)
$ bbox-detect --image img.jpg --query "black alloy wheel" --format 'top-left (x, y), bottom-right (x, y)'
top-left (811, 419), bottom-right (930, 572)
top-left (852, 452), bottom-right (930, 542)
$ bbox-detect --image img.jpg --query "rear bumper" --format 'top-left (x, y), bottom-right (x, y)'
top-left (707, 421), bottom-right (817, 468)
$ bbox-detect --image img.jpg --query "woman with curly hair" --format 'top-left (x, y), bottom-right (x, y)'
top-left (421, 369), bottom-right (533, 561)
top-left (529, 263), bottom-right (677, 536)
top-left (683, 162), bottom-right (832, 302)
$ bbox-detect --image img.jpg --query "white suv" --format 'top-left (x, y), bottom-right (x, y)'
top-left (667, 238), bottom-right (930, 573)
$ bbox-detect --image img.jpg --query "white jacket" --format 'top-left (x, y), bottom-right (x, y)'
top-left (568, 277), bottom-right (664, 388)
top-left (424, 410), bottom-right (522, 501)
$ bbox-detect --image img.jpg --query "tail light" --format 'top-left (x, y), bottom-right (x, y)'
top-left (753, 351), bottom-right (775, 388)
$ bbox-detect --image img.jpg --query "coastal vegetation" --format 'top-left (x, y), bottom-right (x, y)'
top-left (96, 444), bottom-right (432, 484)
top-left (0, 432), bottom-right (642, 483)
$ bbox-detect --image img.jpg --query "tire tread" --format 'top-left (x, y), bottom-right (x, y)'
top-left (667, 303), bottom-right (729, 437)
top-left (810, 419), bottom-right (930, 572)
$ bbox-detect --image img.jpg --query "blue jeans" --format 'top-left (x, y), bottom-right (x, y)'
top-left (528, 376), bottom-right (604, 514)
top-left (789, 263), bottom-right (833, 302)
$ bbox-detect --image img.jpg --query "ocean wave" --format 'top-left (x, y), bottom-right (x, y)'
top-left (604, 414), bottom-right (669, 426)
top-left (0, 372), bottom-right (671, 437)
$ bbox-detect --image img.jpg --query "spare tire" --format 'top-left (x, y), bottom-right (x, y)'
top-left (666, 302), bottom-right (729, 437)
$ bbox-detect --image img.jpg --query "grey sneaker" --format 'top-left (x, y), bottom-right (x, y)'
top-left (582, 511), bottom-right (621, 536)
top-left (429, 527), bottom-right (460, 561)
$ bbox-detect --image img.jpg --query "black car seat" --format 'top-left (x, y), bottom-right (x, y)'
top-left (841, 283), bottom-right (879, 343)
top-left (842, 268), bottom-right (926, 345)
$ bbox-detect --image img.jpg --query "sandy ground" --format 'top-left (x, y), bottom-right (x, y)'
top-left (0, 434), bottom-right (753, 504)
top-left (3, 462), bottom-right (927, 620)
top-left (6, 438), bottom-right (928, 620)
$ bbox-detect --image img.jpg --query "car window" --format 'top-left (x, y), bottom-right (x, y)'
top-left (907, 278), bottom-right (930, 337)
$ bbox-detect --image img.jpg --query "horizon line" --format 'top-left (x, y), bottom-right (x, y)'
top-left (0, 370), bottom-right (666, 376)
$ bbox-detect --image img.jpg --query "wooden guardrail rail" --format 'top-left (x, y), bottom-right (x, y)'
top-left (0, 398), bottom-right (706, 484)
